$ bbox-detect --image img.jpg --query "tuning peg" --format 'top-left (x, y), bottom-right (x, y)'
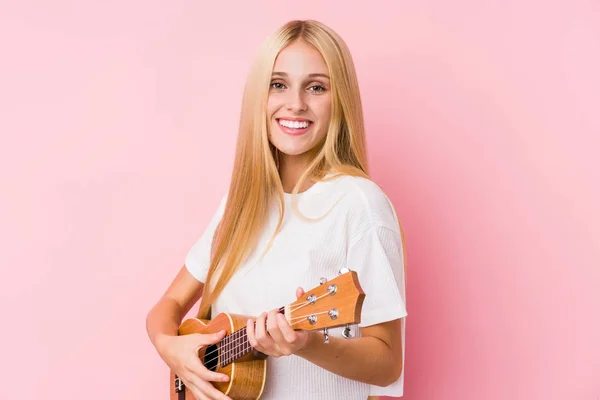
top-left (342, 324), bottom-right (353, 339)
top-left (323, 328), bottom-right (329, 344)
top-left (320, 277), bottom-right (327, 285)
top-left (338, 267), bottom-right (350, 275)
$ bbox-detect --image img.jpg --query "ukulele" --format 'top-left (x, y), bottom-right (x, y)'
top-left (170, 268), bottom-right (365, 400)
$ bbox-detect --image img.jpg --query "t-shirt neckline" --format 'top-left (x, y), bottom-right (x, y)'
top-left (282, 173), bottom-right (335, 199)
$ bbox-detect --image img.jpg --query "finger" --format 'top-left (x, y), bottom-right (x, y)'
top-left (195, 330), bottom-right (227, 348)
top-left (267, 310), bottom-right (285, 344)
top-left (192, 389), bottom-right (210, 400)
top-left (195, 377), bottom-right (232, 400)
top-left (277, 313), bottom-right (297, 343)
top-left (192, 385), bottom-right (212, 400)
top-left (198, 366), bottom-right (230, 383)
top-left (246, 318), bottom-right (255, 345)
top-left (190, 390), bottom-right (208, 400)
top-left (182, 379), bottom-right (209, 400)
top-left (246, 318), bottom-right (262, 352)
top-left (255, 312), bottom-right (272, 349)
top-left (296, 287), bottom-right (305, 299)
top-left (187, 355), bottom-right (230, 383)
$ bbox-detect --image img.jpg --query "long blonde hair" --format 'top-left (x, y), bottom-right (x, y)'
top-left (197, 20), bottom-right (372, 319)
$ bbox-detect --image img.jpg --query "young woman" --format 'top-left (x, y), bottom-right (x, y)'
top-left (146, 20), bottom-right (408, 400)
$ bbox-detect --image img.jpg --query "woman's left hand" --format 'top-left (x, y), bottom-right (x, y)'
top-left (246, 287), bottom-right (310, 357)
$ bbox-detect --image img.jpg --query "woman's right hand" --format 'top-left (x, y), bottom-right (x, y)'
top-left (158, 330), bottom-right (232, 400)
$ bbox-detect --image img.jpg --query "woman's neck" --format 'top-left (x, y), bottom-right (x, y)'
top-left (279, 154), bottom-right (314, 194)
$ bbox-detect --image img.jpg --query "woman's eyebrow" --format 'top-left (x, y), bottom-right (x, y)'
top-left (271, 72), bottom-right (330, 80)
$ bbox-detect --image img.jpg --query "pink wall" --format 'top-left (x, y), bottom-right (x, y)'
top-left (1, 1), bottom-right (598, 399)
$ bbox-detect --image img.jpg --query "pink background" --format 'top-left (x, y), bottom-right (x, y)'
top-left (1, 1), bottom-right (599, 399)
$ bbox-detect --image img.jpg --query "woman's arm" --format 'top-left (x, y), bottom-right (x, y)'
top-left (146, 266), bottom-right (233, 400)
top-left (146, 265), bottom-right (204, 354)
top-left (246, 287), bottom-right (404, 388)
top-left (296, 319), bottom-right (403, 387)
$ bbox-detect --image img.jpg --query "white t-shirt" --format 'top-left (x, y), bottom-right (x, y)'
top-left (185, 174), bottom-right (408, 399)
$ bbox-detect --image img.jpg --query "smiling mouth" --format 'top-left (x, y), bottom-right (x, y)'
top-left (276, 119), bottom-right (313, 135)
top-left (276, 118), bottom-right (313, 129)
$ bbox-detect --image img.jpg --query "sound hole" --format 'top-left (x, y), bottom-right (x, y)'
top-left (203, 344), bottom-right (218, 372)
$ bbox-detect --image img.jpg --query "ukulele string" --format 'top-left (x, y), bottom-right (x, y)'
top-left (288, 290), bottom-right (332, 313)
top-left (203, 311), bottom-right (335, 367)
top-left (201, 325), bottom-right (253, 366)
top-left (289, 310), bottom-right (330, 323)
top-left (202, 291), bottom-right (335, 366)
top-left (202, 306), bottom-right (286, 363)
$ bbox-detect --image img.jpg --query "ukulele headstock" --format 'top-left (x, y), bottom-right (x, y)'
top-left (287, 268), bottom-right (365, 332)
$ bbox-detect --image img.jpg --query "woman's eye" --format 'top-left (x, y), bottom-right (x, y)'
top-left (270, 82), bottom-right (326, 92)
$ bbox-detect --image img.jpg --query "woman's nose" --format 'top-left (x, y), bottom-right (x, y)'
top-left (285, 90), bottom-right (307, 112)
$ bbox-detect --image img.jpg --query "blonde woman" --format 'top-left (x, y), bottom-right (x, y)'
top-left (146, 20), bottom-right (408, 400)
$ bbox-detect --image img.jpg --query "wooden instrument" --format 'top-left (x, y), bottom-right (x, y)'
top-left (170, 268), bottom-right (365, 400)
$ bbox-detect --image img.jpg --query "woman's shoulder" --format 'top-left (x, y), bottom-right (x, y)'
top-left (327, 174), bottom-right (400, 233)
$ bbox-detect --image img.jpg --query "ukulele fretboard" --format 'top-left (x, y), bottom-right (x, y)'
top-left (212, 306), bottom-right (285, 367)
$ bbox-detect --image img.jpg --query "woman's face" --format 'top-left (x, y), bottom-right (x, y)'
top-left (267, 40), bottom-right (332, 160)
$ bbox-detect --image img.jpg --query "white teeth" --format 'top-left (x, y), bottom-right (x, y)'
top-left (279, 119), bottom-right (310, 129)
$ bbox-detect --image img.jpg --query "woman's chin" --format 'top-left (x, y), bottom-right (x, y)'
top-left (271, 138), bottom-right (312, 156)
top-left (276, 148), bottom-right (308, 157)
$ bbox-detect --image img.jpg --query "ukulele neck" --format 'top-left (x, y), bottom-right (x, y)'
top-left (219, 306), bottom-right (285, 366)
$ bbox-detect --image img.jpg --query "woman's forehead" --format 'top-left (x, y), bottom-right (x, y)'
top-left (272, 42), bottom-right (328, 77)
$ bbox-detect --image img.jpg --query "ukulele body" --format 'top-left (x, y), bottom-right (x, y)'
top-left (170, 312), bottom-right (267, 400)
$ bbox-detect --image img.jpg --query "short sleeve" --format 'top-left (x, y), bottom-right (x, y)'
top-left (346, 224), bottom-right (407, 397)
top-left (184, 195), bottom-right (227, 283)
top-left (349, 225), bottom-right (407, 327)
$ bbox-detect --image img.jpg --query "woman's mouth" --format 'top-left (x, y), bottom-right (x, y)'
top-left (276, 119), bottom-right (313, 136)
